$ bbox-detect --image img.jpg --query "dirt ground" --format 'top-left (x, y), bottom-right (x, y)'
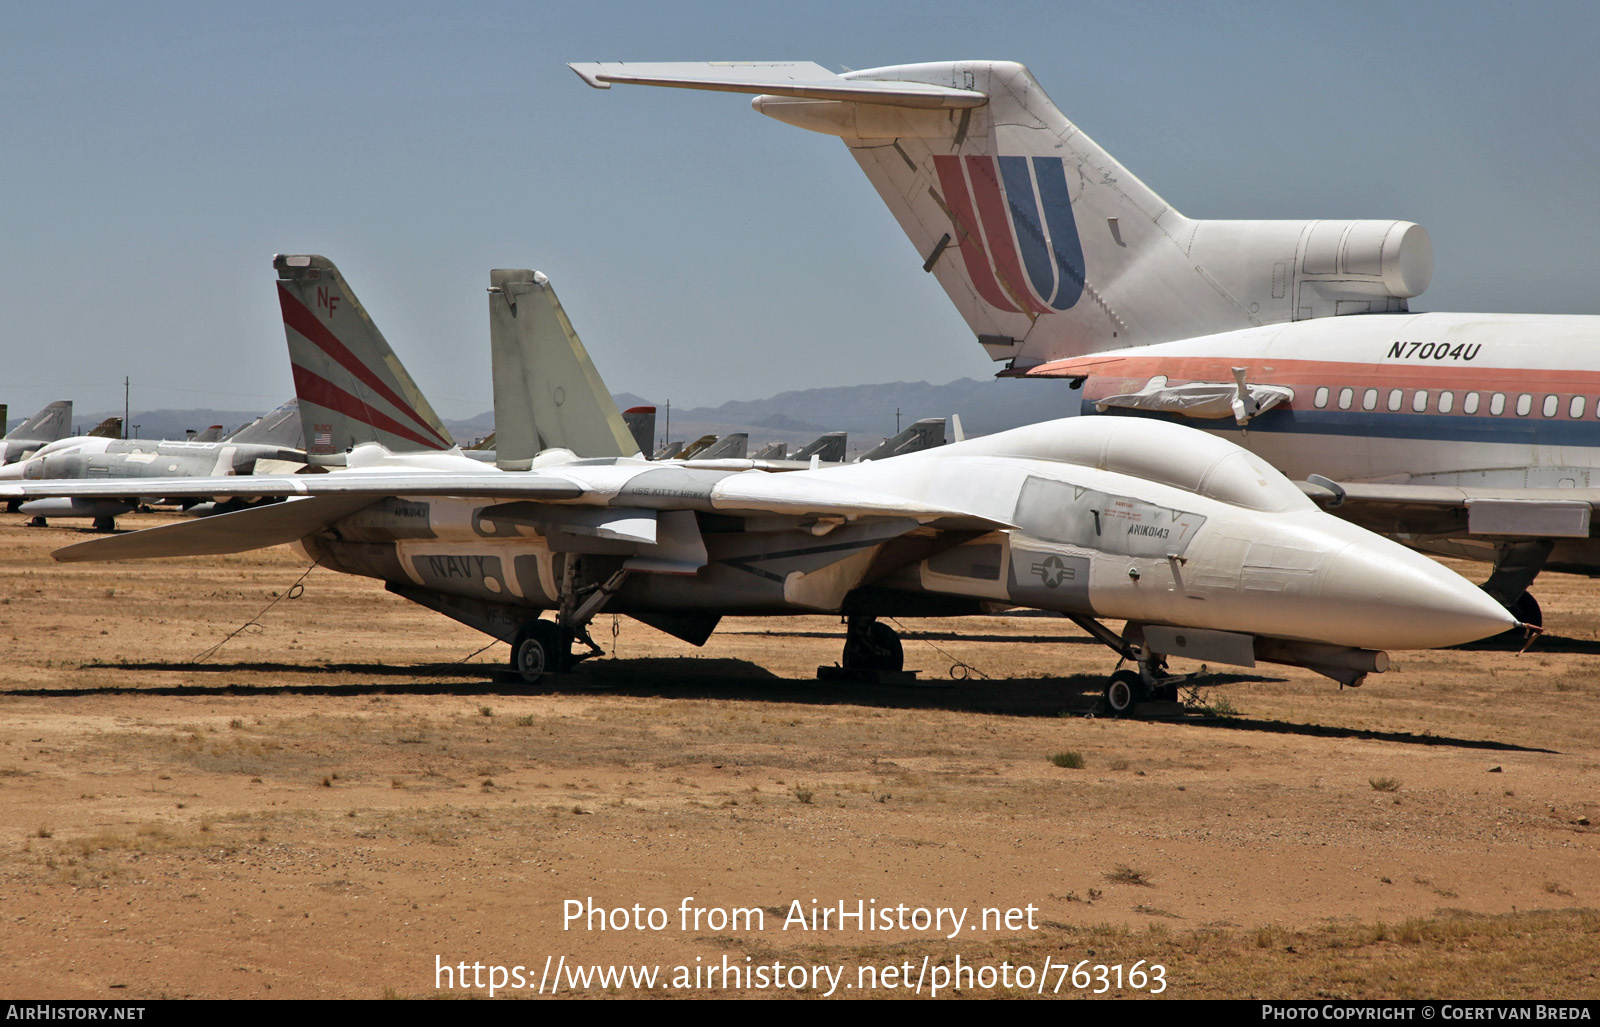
top-left (0, 514), bottom-right (1596, 999)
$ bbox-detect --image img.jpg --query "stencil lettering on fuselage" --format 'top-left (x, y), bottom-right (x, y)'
top-left (335, 498), bottom-right (437, 542)
top-left (414, 552), bottom-right (512, 600)
top-left (1012, 477), bottom-right (1205, 558)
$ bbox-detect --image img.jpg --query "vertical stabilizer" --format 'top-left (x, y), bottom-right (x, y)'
top-left (86, 417), bottom-right (122, 439)
top-left (793, 431), bottom-right (847, 463)
top-left (6, 401), bottom-right (72, 443)
top-left (275, 254), bottom-right (454, 465)
top-left (858, 418), bottom-right (945, 462)
top-left (695, 433), bottom-right (748, 460)
top-left (488, 269), bottom-right (637, 468)
top-left (622, 406), bottom-right (656, 459)
top-left (227, 399), bottom-right (305, 449)
top-left (573, 61), bottom-right (1432, 368)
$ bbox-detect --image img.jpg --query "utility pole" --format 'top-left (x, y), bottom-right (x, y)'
top-left (663, 399), bottom-right (670, 451)
top-left (896, 407), bottom-right (901, 434)
top-left (123, 377), bottom-right (130, 440)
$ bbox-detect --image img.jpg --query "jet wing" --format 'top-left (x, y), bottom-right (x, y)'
top-left (53, 495), bottom-right (379, 562)
top-left (10, 465), bottom-right (1013, 564)
top-left (568, 61), bottom-right (988, 109)
top-left (0, 468), bottom-right (995, 519)
top-left (1299, 480), bottom-right (1597, 540)
top-left (0, 472), bottom-right (586, 503)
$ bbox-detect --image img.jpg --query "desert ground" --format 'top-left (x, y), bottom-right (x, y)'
top-left (0, 514), bottom-right (1596, 999)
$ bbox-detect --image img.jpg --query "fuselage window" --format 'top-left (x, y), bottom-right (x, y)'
top-left (1464, 392), bottom-right (1480, 414)
top-left (1314, 386), bottom-right (1329, 409)
top-left (1571, 396), bottom-right (1586, 419)
top-left (1490, 393), bottom-right (1506, 415)
top-left (1543, 395), bottom-right (1559, 417)
top-left (1362, 389), bottom-right (1378, 411)
top-left (1412, 390), bottom-right (1429, 413)
top-left (1517, 394), bottom-right (1533, 417)
top-left (1338, 388), bottom-right (1354, 410)
top-left (1387, 389), bottom-right (1404, 412)
top-left (1439, 391), bottom-right (1455, 413)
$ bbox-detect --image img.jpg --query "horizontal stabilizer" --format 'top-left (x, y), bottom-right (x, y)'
top-left (52, 494), bottom-right (377, 563)
top-left (569, 61), bottom-right (987, 109)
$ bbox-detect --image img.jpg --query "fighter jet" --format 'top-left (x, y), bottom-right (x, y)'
top-left (569, 60), bottom-right (1600, 627)
top-left (0, 401), bottom-right (307, 530)
top-left (0, 256), bottom-right (1515, 712)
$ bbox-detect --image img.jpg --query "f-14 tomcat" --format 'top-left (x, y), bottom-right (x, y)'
top-left (0, 256), bottom-right (1515, 713)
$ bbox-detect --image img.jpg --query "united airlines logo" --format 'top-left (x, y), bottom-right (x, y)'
top-left (933, 155), bottom-right (1086, 315)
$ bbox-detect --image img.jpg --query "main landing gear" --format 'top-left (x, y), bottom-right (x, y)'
top-left (841, 616), bottom-right (904, 673)
top-left (817, 616), bottom-right (908, 683)
top-left (509, 559), bottom-right (630, 684)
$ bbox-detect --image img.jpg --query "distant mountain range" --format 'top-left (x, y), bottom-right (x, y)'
top-left (11, 378), bottom-right (1078, 458)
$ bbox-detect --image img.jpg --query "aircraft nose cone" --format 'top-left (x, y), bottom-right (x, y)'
top-left (1320, 538), bottom-right (1517, 649)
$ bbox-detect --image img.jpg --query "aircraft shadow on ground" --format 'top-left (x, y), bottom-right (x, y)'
top-left (723, 629), bottom-right (1100, 646)
top-left (1457, 632), bottom-right (1600, 656)
top-left (10, 657), bottom-right (1557, 753)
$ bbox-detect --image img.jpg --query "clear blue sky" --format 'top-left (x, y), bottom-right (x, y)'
top-left (3, 1), bottom-right (1596, 420)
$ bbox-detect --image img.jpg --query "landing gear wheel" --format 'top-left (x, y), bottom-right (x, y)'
top-left (842, 620), bottom-right (903, 673)
top-left (511, 620), bottom-right (569, 683)
top-left (1510, 592), bottom-right (1542, 630)
top-left (1104, 669), bottom-right (1147, 717)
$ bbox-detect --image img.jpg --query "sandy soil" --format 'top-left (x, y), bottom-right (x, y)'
top-left (0, 515), bottom-right (1595, 999)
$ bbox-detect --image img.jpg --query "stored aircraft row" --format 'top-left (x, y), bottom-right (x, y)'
top-left (0, 254), bottom-right (1515, 710)
top-left (0, 401), bottom-right (305, 529)
top-left (571, 59), bottom-right (1600, 626)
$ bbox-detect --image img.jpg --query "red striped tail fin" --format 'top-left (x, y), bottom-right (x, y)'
top-left (274, 254), bottom-right (455, 465)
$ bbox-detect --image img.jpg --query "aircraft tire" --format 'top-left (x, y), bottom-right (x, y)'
top-left (1104, 670), bottom-right (1147, 717)
top-left (1511, 592), bottom-right (1542, 630)
top-left (511, 620), bottom-right (566, 683)
top-left (842, 621), bottom-right (903, 673)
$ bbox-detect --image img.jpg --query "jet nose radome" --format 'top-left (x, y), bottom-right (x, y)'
top-left (1318, 537), bottom-right (1517, 649)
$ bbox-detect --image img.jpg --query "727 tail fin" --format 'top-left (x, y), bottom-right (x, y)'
top-left (572, 61), bottom-right (1432, 370)
top-left (488, 269), bottom-right (639, 467)
top-left (275, 254), bottom-right (455, 465)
